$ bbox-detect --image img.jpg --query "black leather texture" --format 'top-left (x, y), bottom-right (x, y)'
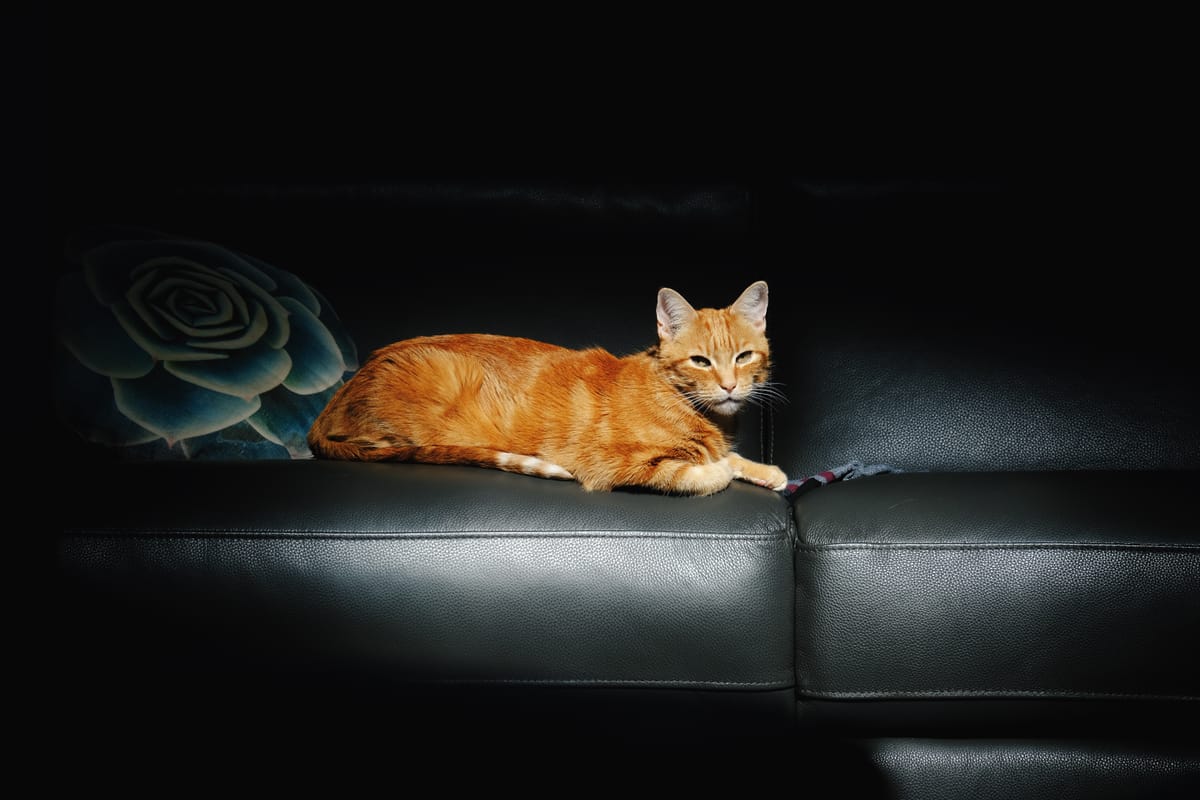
top-left (80, 180), bottom-right (753, 253)
top-left (752, 177), bottom-right (1200, 479)
top-left (824, 738), bottom-right (1200, 800)
top-left (766, 285), bottom-right (1200, 479)
top-left (797, 470), bottom-right (1200, 545)
top-left (58, 461), bottom-right (795, 690)
top-left (794, 472), bottom-right (1200, 710)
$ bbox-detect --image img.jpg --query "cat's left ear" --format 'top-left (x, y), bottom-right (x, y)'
top-left (657, 287), bottom-right (697, 341)
top-left (732, 281), bottom-right (769, 332)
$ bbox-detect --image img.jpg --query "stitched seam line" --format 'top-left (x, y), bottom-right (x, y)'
top-left (61, 528), bottom-right (793, 542)
top-left (425, 678), bottom-right (794, 688)
top-left (798, 688), bottom-right (1200, 701)
top-left (796, 543), bottom-right (1200, 553)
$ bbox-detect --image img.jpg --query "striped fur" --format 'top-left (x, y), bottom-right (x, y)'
top-left (308, 282), bottom-right (787, 495)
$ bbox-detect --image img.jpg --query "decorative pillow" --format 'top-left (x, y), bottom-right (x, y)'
top-left (53, 227), bottom-right (359, 459)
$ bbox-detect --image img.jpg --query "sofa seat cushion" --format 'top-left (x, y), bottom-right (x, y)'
top-left (57, 460), bottom-right (795, 692)
top-left (793, 471), bottom-right (1200, 730)
top-left (817, 738), bottom-right (1200, 799)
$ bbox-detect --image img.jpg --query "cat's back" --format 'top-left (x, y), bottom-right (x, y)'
top-left (365, 333), bottom-right (571, 370)
top-left (354, 333), bottom-right (625, 396)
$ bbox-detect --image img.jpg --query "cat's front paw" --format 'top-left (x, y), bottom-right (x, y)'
top-left (735, 462), bottom-right (789, 491)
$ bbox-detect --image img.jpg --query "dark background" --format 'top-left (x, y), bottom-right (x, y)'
top-left (37, 7), bottom-right (1189, 274)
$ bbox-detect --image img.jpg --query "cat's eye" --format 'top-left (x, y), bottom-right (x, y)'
top-left (690, 356), bottom-right (712, 367)
top-left (736, 351), bottom-right (754, 364)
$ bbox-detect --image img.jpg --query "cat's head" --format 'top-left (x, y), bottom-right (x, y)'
top-left (654, 280), bottom-right (776, 416)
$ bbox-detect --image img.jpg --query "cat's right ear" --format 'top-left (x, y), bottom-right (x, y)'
top-left (731, 281), bottom-right (769, 332)
top-left (657, 287), bottom-right (697, 341)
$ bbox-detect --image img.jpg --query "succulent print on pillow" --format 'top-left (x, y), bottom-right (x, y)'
top-left (54, 227), bottom-right (358, 459)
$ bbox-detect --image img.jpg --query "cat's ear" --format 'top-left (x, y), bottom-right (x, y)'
top-left (657, 287), bottom-right (697, 341)
top-left (731, 281), bottom-right (769, 332)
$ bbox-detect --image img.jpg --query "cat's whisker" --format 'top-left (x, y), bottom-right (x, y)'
top-left (749, 382), bottom-right (790, 405)
top-left (748, 392), bottom-right (789, 407)
top-left (679, 389), bottom-right (712, 410)
top-left (745, 396), bottom-right (787, 411)
top-left (746, 396), bottom-right (785, 411)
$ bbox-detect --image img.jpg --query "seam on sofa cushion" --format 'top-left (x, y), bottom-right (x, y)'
top-left (428, 678), bottom-right (795, 688)
top-left (798, 688), bottom-right (1200, 701)
top-left (62, 529), bottom-right (790, 541)
top-left (797, 542), bottom-right (1200, 553)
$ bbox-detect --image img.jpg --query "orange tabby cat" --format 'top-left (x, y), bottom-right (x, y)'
top-left (307, 281), bottom-right (788, 495)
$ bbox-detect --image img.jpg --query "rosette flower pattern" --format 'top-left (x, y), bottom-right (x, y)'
top-left (54, 229), bottom-right (358, 459)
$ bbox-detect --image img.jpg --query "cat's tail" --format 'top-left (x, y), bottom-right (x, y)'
top-left (306, 434), bottom-right (419, 462)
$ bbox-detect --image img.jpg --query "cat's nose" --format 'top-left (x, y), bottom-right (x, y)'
top-left (720, 382), bottom-right (736, 394)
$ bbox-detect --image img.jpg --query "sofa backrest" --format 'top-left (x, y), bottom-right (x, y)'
top-left (49, 176), bottom-right (776, 463)
top-left (52, 172), bottom-right (1197, 479)
top-left (758, 178), bottom-right (1200, 478)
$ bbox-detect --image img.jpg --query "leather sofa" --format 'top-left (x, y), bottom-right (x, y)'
top-left (50, 164), bottom-right (1199, 794)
